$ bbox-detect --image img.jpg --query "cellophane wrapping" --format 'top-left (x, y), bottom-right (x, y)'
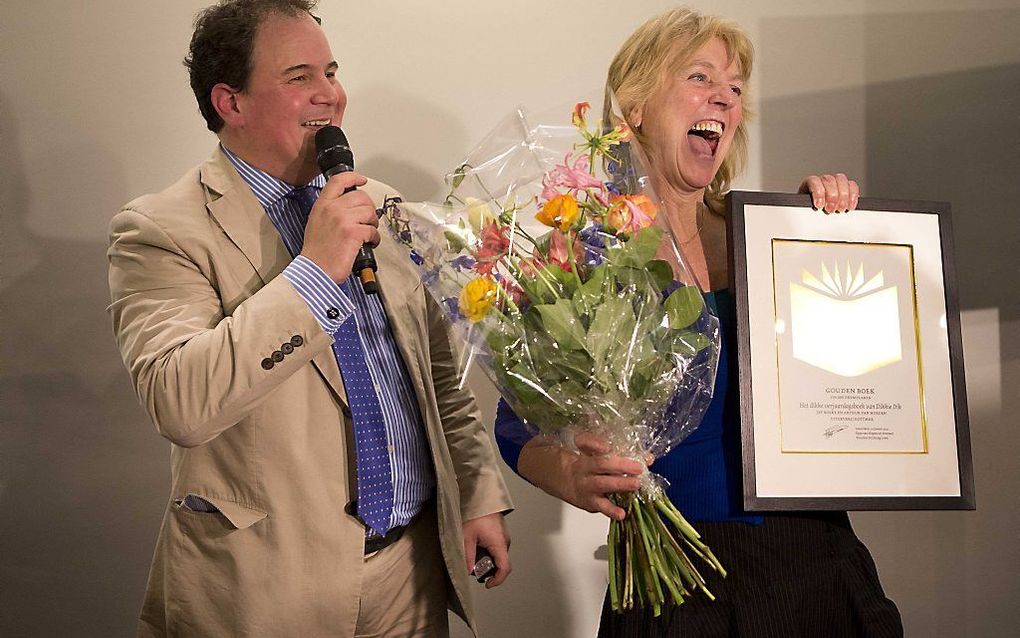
top-left (380, 96), bottom-right (726, 612)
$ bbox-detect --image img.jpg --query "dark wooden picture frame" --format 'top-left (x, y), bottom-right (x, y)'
top-left (726, 191), bottom-right (975, 511)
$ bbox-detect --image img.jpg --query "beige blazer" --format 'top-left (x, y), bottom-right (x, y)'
top-left (108, 147), bottom-right (511, 637)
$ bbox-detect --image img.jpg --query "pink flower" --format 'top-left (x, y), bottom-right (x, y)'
top-left (518, 254), bottom-right (547, 278)
top-left (474, 220), bottom-right (510, 275)
top-left (541, 153), bottom-right (605, 201)
top-left (546, 230), bottom-right (584, 273)
top-left (499, 277), bottom-right (525, 307)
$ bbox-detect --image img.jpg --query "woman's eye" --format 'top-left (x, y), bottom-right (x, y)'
top-left (689, 73), bottom-right (707, 82)
top-left (730, 85), bottom-right (743, 96)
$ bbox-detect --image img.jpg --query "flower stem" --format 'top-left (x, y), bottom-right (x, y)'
top-left (608, 490), bottom-right (725, 614)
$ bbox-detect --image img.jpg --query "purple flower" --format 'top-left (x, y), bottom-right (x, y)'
top-left (422, 269), bottom-right (439, 288)
top-left (442, 297), bottom-right (464, 321)
top-left (451, 255), bottom-right (476, 271)
top-left (409, 250), bottom-right (425, 266)
top-left (578, 223), bottom-right (607, 248)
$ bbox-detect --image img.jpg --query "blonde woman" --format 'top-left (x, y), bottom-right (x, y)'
top-left (495, 8), bottom-right (902, 637)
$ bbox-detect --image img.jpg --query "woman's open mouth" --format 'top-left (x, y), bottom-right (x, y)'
top-left (687, 120), bottom-right (723, 157)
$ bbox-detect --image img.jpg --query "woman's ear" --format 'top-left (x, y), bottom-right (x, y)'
top-left (628, 105), bottom-right (643, 131)
top-left (211, 83), bottom-right (243, 129)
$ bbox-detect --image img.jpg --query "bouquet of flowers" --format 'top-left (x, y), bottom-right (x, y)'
top-left (381, 99), bottom-right (724, 615)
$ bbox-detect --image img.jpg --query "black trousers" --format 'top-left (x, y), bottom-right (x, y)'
top-left (598, 513), bottom-right (903, 638)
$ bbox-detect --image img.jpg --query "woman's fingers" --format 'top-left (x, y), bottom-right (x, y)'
top-left (592, 497), bottom-right (628, 521)
top-left (821, 174), bottom-right (840, 213)
top-left (574, 431), bottom-right (610, 455)
top-left (799, 174), bottom-right (860, 213)
top-left (799, 175), bottom-right (826, 209)
top-left (589, 454), bottom-right (646, 477)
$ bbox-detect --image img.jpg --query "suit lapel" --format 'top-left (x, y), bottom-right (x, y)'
top-left (373, 231), bottom-right (437, 429)
top-left (200, 148), bottom-right (349, 407)
top-left (201, 149), bottom-right (291, 285)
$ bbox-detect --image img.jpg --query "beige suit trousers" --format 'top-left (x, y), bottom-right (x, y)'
top-left (355, 504), bottom-right (451, 638)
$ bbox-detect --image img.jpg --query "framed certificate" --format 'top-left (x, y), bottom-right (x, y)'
top-left (726, 191), bottom-right (974, 510)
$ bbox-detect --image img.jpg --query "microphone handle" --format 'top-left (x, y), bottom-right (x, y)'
top-left (341, 183), bottom-right (379, 295)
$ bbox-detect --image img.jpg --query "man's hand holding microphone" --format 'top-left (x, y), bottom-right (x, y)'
top-left (299, 171), bottom-right (379, 285)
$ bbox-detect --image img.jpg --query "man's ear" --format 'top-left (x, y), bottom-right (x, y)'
top-left (211, 83), bottom-right (243, 128)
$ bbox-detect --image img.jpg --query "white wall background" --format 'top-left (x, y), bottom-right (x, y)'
top-left (2, 1), bottom-right (1017, 636)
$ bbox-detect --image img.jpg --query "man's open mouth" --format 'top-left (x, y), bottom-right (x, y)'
top-left (302, 119), bottom-right (332, 128)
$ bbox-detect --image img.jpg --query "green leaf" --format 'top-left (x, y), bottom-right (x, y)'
top-left (615, 265), bottom-right (656, 289)
top-left (618, 226), bottom-right (663, 268)
top-left (665, 285), bottom-right (705, 329)
top-left (645, 259), bottom-right (674, 291)
top-left (549, 263), bottom-right (580, 298)
top-left (573, 263), bottom-right (610, 316)
top-left (444, 229), bottom-right (467, 252)
top-left (503, 363), bottom-right (547, 406)
top-left (535, 299), bottom-right (588, 351)
top-left (451, 163), bottom-right (471, 189)
top-left (586, 296), bottom-right (635, 380)
top-left (667, 330), bottom-right (713, 356)
top-left (520, 267), bottom-right (563, 305)
top-left (484, 323), bottom-right (521, 359)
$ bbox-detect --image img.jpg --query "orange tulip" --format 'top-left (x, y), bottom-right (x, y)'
top-left (536, 194), bottom-right (580, 232)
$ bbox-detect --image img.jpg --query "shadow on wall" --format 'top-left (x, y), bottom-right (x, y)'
top-left (450, 368), bottom-right (578, 638)
top-left (0, 91), bottom-right (169, 636)
top-left (759, 11), bottom-right (1020, 321)
top-left (759, 9), bottom-right (1020, 638)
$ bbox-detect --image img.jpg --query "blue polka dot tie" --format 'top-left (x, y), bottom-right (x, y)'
top-left (332, 289), bottom-right (394, 536)
top-left (288, 186), bottom-right (394, 536)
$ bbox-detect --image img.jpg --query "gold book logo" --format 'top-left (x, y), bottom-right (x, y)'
top-left (789, 261), bottom-right (902, 377)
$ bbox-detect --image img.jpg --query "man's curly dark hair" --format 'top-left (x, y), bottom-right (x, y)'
top-left (184, 0), bottom-right (319, 132)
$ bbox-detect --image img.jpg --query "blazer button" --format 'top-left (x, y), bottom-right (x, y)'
top-left (281, 342), bottom-right (294, 355)
top-left (271, 350), bottom-right (285, 363)
top-left (290, 335), bottom-right (304, 347)
top-left (341, 405), bottom-right (352, 418)
top-left (326, 307), bottom-right (340, 320)
top-left (261, 357), bottom-right (275, 370)
top-left (344, 500), bottom-right (358, 516)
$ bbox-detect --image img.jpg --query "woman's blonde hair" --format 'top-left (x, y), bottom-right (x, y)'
top-left (604, 7), bottom-right (754, 214)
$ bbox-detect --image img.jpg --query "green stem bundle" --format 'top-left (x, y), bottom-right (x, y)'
top-left (607, 491), bottom-right (725, 616)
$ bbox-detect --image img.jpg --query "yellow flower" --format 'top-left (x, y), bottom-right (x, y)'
top-left (536, 194), bottom-right (580, 231)
top-left (465, 197), bottom-right (495, 232)
top-left (459, 277), bottom-right (499, 322)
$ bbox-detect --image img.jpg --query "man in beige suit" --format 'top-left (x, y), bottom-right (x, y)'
top-left (107, 1), bottom-right (512, 635)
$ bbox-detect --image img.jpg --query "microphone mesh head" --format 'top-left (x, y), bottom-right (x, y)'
top-left (315, 125), bottom-right (354, 173)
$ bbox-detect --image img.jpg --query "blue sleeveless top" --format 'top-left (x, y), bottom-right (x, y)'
top-left (494, 289), bottom-right (764, 525)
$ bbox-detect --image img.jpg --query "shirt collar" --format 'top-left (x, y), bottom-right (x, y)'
top-left (220, 144), bottom-right (326, 209)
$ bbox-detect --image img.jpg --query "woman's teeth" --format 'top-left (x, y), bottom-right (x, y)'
top-left (688, 121), bottom-right (723, 138)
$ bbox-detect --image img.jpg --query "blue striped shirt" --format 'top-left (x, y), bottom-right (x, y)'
top-left (222, 145), bottom-right (435, 533)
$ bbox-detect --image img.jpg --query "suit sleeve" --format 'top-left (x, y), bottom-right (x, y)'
top-left (424, 291), bottom-right (513, 520)
top-left (107, 207), bottom-right (334, 447)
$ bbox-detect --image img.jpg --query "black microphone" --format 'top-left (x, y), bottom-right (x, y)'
top-left (314, 125), bottom-right (379, 294)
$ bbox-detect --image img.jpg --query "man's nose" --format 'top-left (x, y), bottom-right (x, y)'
top-left (311, 76), bottom-right (339, 104)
